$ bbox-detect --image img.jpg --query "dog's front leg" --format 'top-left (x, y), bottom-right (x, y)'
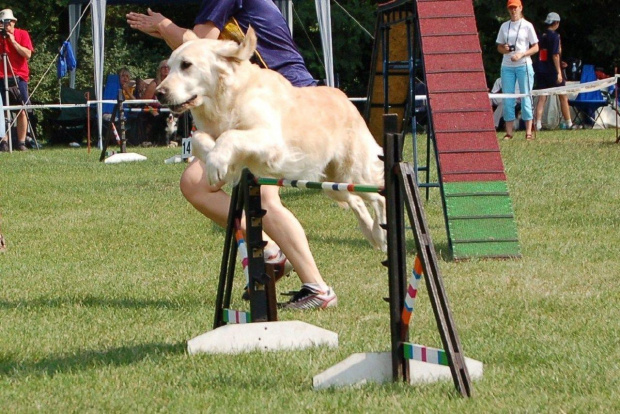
top-left (191, 131), bottom-right (216, 164)
top-left (205, 128), bottom-right (280, 185)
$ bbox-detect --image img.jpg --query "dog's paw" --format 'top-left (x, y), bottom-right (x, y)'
top-left (205, 150), bottom-right (231, 186)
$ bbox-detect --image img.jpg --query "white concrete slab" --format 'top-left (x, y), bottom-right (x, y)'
top-left (104, 152), bottom-right (147, 163)
top-left (187, 321), bottom-right (338, 355)
top-left (313, 351), bottom-right (483, 390)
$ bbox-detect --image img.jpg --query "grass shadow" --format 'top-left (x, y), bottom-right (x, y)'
top-left (0, 342), bottom-right (186, 378)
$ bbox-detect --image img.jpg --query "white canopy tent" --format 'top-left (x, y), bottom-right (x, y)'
top-left (67, 0), bottom-right (334, 148)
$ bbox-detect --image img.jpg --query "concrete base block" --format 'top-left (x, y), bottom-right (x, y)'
top-left (187, 321), bottom-right (338, 355)
top-left (104, 152), bottom-right (147, 164)
top-left (313, 351), bottom-right (483, 390)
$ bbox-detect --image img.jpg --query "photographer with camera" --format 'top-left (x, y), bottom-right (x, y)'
top-left (495, 0), bottom-right (538, 141)
top-left (0, 9), bottom-right (33, 152)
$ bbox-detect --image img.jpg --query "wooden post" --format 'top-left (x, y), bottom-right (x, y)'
top-left (383, 113), bottom-right (409, 382)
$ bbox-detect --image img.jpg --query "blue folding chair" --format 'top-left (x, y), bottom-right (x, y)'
top-left (102, 74), bottom-right (121, 117)
top-left (102, 73), bottom-right (147, 145)
top-left (568, 64), bottom-right (610, 128)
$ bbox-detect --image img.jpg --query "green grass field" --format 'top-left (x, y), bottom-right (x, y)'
top-left (1, 129), bottom-right (619, 412)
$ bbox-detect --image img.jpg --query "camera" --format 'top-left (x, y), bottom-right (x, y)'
top-left (0, 19), bottom-right (11, 38)
top-left (508, 44), bottom-right (516, 52)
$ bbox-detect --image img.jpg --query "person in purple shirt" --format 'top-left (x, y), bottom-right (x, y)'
top-left (127, 1), bottom-right (336, 310)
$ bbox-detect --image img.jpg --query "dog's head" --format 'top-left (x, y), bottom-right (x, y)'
top-left (155, 27), bottom-right (257, 114)
top-left (165, 114), bottom-right (178, 134)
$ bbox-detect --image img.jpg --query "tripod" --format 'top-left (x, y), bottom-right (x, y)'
top-left (1, 33), bottom-right (38, 152)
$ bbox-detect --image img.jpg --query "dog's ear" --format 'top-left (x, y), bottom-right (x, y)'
top-left (216, 25), bottom-right (257, 63)
top-left (182, 29), bottom-right (199, 43)
top-left (237, 26), bottom-right (257, 61)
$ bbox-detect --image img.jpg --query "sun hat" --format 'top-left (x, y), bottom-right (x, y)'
top-left (507, 0), bottom-right (522, 8)
top-left (544, 12), bottom-right (561, 24)
top-left (0, 9), bottom-right (17, 21)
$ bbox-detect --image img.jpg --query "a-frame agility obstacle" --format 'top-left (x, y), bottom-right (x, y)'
top-left (365, 0), bottom-right (522, 260)
top-left (188, 115), bottom-right (482, 395)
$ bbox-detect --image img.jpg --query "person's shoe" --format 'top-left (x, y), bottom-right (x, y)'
top-left (241, 250), bottom-right (294, 301)
top-left (265, 249), bottom-right (294, 281)
top-left (281, 284), bottom-right (337, 310)
top-left (0, 140), bottom-right (8, 152)
top-left (15, 142), bottom-right (28, 151)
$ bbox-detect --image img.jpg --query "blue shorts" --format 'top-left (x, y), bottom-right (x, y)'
top-left (535, 72), bottom-right (566, 90)
top-left (0, 77), bottom-right (30, 106)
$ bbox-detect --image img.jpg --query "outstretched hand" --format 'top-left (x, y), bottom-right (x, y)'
top-left (126, 8), bottom-right (166, 39)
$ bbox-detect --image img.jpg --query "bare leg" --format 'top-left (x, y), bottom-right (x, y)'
top-left (16, 110), bottom-right (27, 145)
top-left (180, 159), bottom-right (277, 250)
top-left (259, 185), bottom-right (326, 286)
top-left (505, 120), bottom-right (515, 137)
top-left (535, 95), bottom-right (548, 130)
top-left (525, 120), bottom-right (533, 136)
top-left (559, 95), bottom-right (572, 126)
top-left (180, 159), bottom-right (326, 287)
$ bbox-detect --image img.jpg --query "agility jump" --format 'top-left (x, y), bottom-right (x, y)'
top-left (193, 114), bottom-right (479, 396)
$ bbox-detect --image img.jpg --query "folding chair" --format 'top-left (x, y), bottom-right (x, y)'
top-left (102, 74), bottom-right (120, 118)
top-left (102, 74), bottom-right (145, 146)
top-left (569, 64), bottom-right (610, 128)
top-left (43, 86), bottom-right (94, 145)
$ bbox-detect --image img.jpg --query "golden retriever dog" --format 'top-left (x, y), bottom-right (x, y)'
top-left (156, 27), bottom-right (386, 251)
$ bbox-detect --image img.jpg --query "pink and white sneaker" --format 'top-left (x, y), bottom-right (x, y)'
top-left (281, 284), bottom-right (338, 310)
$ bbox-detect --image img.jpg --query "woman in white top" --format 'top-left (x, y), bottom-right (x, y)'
top-left (496, 0), bottom-right (539, 140)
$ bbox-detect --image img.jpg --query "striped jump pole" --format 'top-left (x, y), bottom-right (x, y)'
top-left (234, 218), bottom-right (250, 286)
top-left (403, 343), bottom-right (449, 366)
top-left (218, 218), bottom-right (253, 325)
top-left (222, 308), bottom-right (251, 324)
top-left (256, 177), bottom-right (383, 193)
top-left (401, 255), bottom-right (424, 327)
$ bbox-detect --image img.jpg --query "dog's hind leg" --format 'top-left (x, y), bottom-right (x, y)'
top-left (364, 193), bottom-right (387, 252)
top-left (326, 191), bottom-right (381, 250)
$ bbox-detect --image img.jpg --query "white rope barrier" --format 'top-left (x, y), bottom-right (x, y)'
top-left (489, 75), bottom-right (618, 100)
top-left (2, 99), bottom-right (164, 111)
top-left (3, 75), bottom-right (617, 111)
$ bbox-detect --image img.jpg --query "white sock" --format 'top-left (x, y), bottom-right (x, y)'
top-left (303, 282), bottom-right (329, 292)
top-left (565, 119), bottom-right (573, 128)
top-left (536, 121), bottom-right (542, 130)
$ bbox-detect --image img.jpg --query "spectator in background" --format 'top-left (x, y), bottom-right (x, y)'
top-left (534, 12), bottom-right (572, 130)
top-left (496, 0), bottom-right (538, 140)
top-left (118, 67), bottom-right (137, 100)
top-left (141, 59), bottom-right (169, 100)
top-left (0, 9), bottom-right (34, 152)
top-left (138, 60), bottom-right (171, 145)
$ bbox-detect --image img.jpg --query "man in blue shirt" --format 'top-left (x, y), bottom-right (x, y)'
top-left (534, 12), bottom-right (573, 130)
top-left (127, 1), bottom-right (337, 310)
